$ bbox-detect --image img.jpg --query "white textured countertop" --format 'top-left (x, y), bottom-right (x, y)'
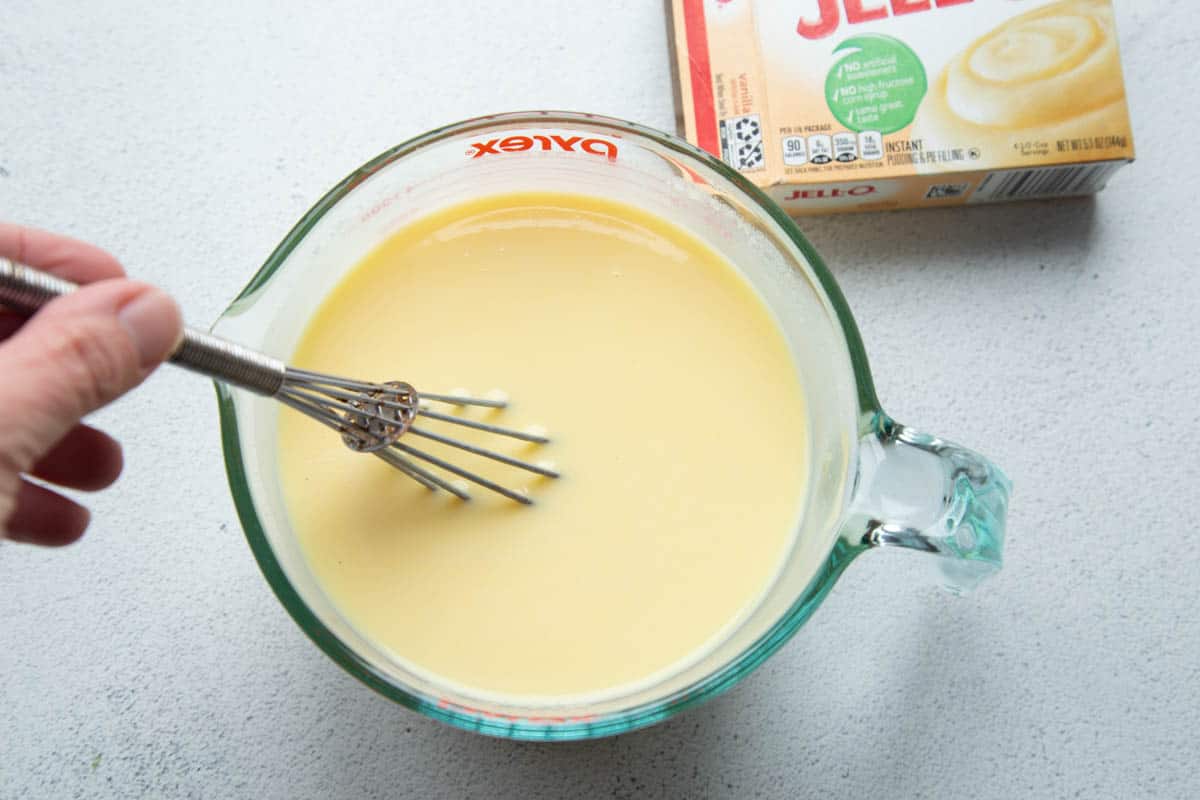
top-left (3, 2), bottom-right (1198, 798)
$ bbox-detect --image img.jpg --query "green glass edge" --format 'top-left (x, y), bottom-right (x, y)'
top-left (214, 111), bottom-right (881, 741)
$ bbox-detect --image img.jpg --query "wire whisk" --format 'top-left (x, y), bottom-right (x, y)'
top-left (0, 259), bottom-right (558, 504)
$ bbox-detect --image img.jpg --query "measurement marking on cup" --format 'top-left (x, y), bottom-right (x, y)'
top-left (435, 697), bottom-right (597, 725)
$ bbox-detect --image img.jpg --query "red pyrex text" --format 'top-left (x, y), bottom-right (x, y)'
top-left (468, 135), bottom-right (618, 161)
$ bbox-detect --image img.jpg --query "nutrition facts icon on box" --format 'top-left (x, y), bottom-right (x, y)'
top-left (833, 132), bottom-right (858, 162)
top-left (858, 131), bottom-right (883, 161)
top-left (781, 135), bottom-right (807, 166)
top-left (807, 134), bottom-right (833, 165)
top-left (718, 113), bottom-right (765, 173)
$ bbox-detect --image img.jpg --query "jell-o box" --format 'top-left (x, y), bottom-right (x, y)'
top-left (668, 0), bottom-right (1135, 214)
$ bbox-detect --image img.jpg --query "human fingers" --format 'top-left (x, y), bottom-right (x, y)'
top-left (0, 223), bottom-right (126, 283)
top-left (0, 280), bottom-right (180, 481)
top-left (3, 478), bottom-right (90, 546)
top-left (0, 223), bottom-right (128, 341)
top-left (29, 424), bottom-right (124, 492)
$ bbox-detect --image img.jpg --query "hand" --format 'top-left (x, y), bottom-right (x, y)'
top-left (0, 224), bottom-right (182, 546)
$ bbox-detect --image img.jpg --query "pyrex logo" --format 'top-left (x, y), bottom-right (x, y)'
top-left (467, 134), bottom-right (618, 161)
top-left (785, 184), bottom-right (877, 200)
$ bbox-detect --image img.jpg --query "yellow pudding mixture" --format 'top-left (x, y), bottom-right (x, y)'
top-left (278, 192), bottom-right (808, 698)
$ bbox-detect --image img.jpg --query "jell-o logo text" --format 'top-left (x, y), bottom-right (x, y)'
top-left (797, 0), bottom-right (973, 39)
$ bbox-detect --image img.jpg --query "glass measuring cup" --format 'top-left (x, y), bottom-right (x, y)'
top-left (214, 112), bottom-right (1010, 740)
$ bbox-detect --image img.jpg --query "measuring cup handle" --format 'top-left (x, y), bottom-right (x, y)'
top-left (840, 413), bottom-right (1011, 595)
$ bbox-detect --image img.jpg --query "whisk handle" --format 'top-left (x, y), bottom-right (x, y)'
top-left (172, 330), bottom-right (286, 396)
top-left (0, 258), bottom-right (286, 396)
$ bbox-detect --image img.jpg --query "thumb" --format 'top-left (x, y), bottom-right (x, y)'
top-left (0, 279), bottom-right (182, 474)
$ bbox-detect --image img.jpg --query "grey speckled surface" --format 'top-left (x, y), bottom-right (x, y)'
top-left (2, 2), bottom-right (1198, 798)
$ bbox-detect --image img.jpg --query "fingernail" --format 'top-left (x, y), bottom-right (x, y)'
top-left (118, 288), bottom-right (182, 369)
